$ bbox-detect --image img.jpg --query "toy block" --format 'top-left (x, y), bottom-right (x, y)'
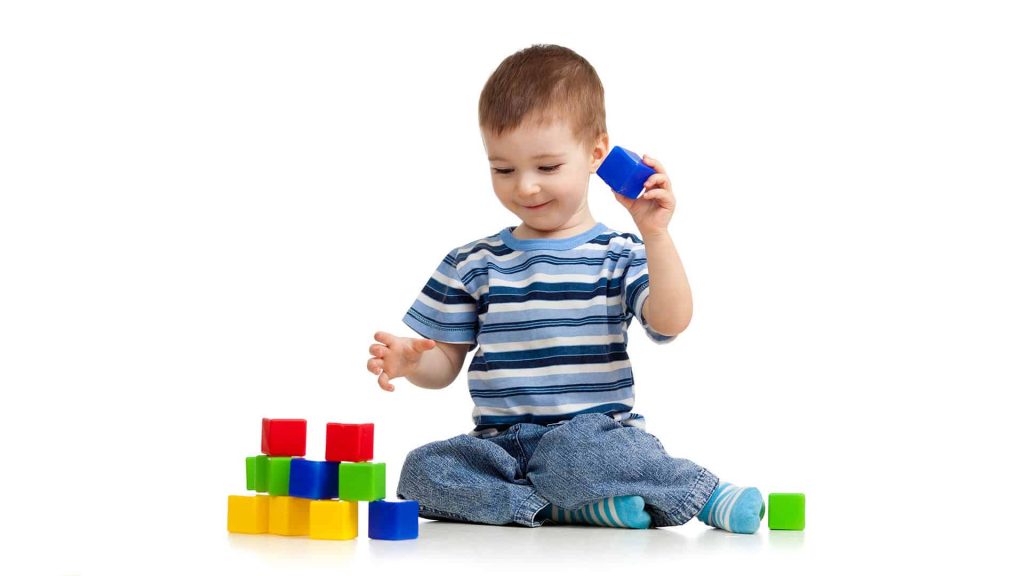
top-left (262, 418), bottom-right (306, 457)
top-left (289, 459), bottom-right (339, 500)
top-left (267, 456), bottom-right (293, 496)
top-left (368, 500), bottom-right (419, 540)
top-left (245, 455), bottom-right (269, 492)
top-left (338, 462), bottom-right (386, 501)
top-left (268, 496), bottom-right (310, 536)
top-left (309, 500), bottom-right (358, 540)
top-left (596, 145), bottom-right (656, 199)
top-left (325, 423), bottom-right (374, 462)
top-left (768, 493), bottom-right (805, 530)
top-left (227, 495), bottom-right (269, 534)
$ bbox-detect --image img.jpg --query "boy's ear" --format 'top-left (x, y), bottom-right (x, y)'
top-left (589, 133), bottom-right (610, 172)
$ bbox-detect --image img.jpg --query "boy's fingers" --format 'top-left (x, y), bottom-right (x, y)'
top-left (614, 193), bottom-right (635, 208)
top-left (374, 331), bottom-right (395, 346)
top-left (641, 189), bottom-right (674, 206)
top-left (644, 174), bottom-right (669, 190)
top-left (642, 154), bottom-right (666, 173)
top-left (378, 371), bottom-right (394, 392)
top-left (367, 358), bottom-right (383, 374)
top-left (369, 344), bottom-right (386, 357)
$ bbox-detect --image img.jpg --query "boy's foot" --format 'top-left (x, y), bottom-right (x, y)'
top-left (697, 482), bottom-right (765, 534)
top-left (539, 495), bottom-right (651, 529)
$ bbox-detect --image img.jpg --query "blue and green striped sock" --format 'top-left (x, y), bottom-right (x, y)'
top-left (539, 496), bottom-right (651, 529)
top-left (697, 482), bottom-right (764, 534)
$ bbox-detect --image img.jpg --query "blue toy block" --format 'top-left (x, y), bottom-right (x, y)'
top-left (368, 500), bottom-right (419, 540)
top-left (596, 145), bottom-right (656, 199)
top-left (288, 458), bottom-right (339, 500)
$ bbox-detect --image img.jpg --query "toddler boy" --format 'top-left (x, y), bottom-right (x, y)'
top-left (366, 44), bottom-right (763, 532)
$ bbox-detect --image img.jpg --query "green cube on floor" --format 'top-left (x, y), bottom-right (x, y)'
top-left (339, 462), bottom-right (385, 501)
top-left (768, 493), bottom-right (805, 530)
top-left (268, 457), bottom-right (293, 496)
top-left (246, 455), bottom-right (269, 492)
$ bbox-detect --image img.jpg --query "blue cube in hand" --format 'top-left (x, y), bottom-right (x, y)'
top-left (369, 500), bottom-right (419, 540)
top-left (596, 145), bottom-right (656, 199)
top-left (288, 459), bottom-right (339, 500)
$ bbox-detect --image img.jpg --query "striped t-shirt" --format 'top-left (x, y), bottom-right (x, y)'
top-left (403, 222), bottom-right (674, 434)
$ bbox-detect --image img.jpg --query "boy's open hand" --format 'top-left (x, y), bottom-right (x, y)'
top-left (367, 331), bottom-right (436, 392)
top-left (614, 154), bottom-right (676, 237)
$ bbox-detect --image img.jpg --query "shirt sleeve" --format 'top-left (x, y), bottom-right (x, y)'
top-left (402, 249), bottom-right (479, 346)
top-left (622, 240), bottom-right (678, 344)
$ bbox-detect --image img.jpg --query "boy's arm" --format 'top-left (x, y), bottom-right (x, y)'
top-left (640, 231), bottom-right (693, 337)
top-left (385, 245), bottom-right (477, 391)
top-left (405, 341), bottom-right (473, 390)
top-left (614, 153), bottom-right (692, 338)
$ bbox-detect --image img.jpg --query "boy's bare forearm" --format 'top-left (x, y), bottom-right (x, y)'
top-left (641, 231), bottom-right (693, 336)
top-left (406, 342), bottom-right (468, 389)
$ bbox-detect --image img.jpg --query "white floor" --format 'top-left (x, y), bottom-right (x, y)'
top-left (224, 520), bottom-right (808, 570)
top-left (25, 503), bottom-right (1009, 575)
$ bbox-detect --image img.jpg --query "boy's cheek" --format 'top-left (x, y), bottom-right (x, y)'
top-left (494, 195), bottom-right (519, 215)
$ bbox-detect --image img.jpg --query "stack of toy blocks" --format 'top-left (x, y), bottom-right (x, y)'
top-left (227, 418), bottom-right (419, 540)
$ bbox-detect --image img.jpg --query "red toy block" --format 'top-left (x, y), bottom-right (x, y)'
top-left (325, 423), bottom-right (374, 462)
top-left (262, 418), bottom-right (307, 457)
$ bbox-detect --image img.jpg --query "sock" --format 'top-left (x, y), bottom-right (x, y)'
top-left (539, 496), bottom-right (651, 529)
top-left (697, 482), bottom-right (765, 534)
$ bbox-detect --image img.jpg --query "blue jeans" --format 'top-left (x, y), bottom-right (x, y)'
top-left (396, 413), bottom-right (720, 528)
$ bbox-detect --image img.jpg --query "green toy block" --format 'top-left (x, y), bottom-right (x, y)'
top-left (246, 455), bottom-right (269, 492)
top-left (768, 493), bottom-right (805, 530)
top-left (338, 462), bottom-right (386, 501)
top-left (267, 457), bottom-right (293, 496)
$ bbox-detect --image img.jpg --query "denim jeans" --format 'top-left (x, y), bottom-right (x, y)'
top-left (396, 413), bottom-right (720, 528)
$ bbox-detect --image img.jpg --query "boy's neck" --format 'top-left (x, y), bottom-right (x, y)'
top-left (511, 214), bottom-right (599, 240)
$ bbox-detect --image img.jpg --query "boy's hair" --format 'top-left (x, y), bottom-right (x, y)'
top-left (479, 44), bottom-right (606, 146)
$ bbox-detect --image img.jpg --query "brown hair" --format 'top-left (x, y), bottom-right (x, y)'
top-left (479, 44), bottom-right (606, 146)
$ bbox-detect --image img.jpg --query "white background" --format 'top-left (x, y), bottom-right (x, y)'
top-left (2, 1), bottom-right (1022, 574)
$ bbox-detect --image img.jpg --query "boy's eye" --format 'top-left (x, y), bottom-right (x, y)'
top-left (491, 164), bottom-right (561, 175)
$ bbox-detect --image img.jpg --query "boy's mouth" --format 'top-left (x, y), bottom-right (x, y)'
top-left (524, 201), bottom-right (551, 210)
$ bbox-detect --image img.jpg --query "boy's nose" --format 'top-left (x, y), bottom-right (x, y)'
top-left (516, 178), bottom-right (541, 198)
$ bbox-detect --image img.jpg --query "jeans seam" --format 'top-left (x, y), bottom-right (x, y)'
top-left (513, 490), bottom-right (550, 527)
top-left (513, 427), bottom-right (529, 474)
top-left (418, 503), bottom-right (472, 523)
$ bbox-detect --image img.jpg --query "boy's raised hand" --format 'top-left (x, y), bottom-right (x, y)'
top-left (614, 154), bottom-right (676, 237)
top-left (367, 331), bottom-right (437, 392)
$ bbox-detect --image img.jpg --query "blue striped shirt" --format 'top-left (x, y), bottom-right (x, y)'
top-left (403, 222), bottom-right (674, 434)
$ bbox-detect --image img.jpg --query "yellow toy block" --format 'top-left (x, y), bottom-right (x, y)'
top-left (227, 495), bottom-right (269, 534)
top-left (309, 500), bottom-right (358, 540)
top-left (268, 496), bottom-right (310, 536)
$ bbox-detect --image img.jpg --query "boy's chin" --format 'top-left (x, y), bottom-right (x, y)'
top-left (518, 211), bottom-right (565, 228)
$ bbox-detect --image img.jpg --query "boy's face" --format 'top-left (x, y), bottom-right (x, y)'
top-left (482, 118), bottom-right (608, 239)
